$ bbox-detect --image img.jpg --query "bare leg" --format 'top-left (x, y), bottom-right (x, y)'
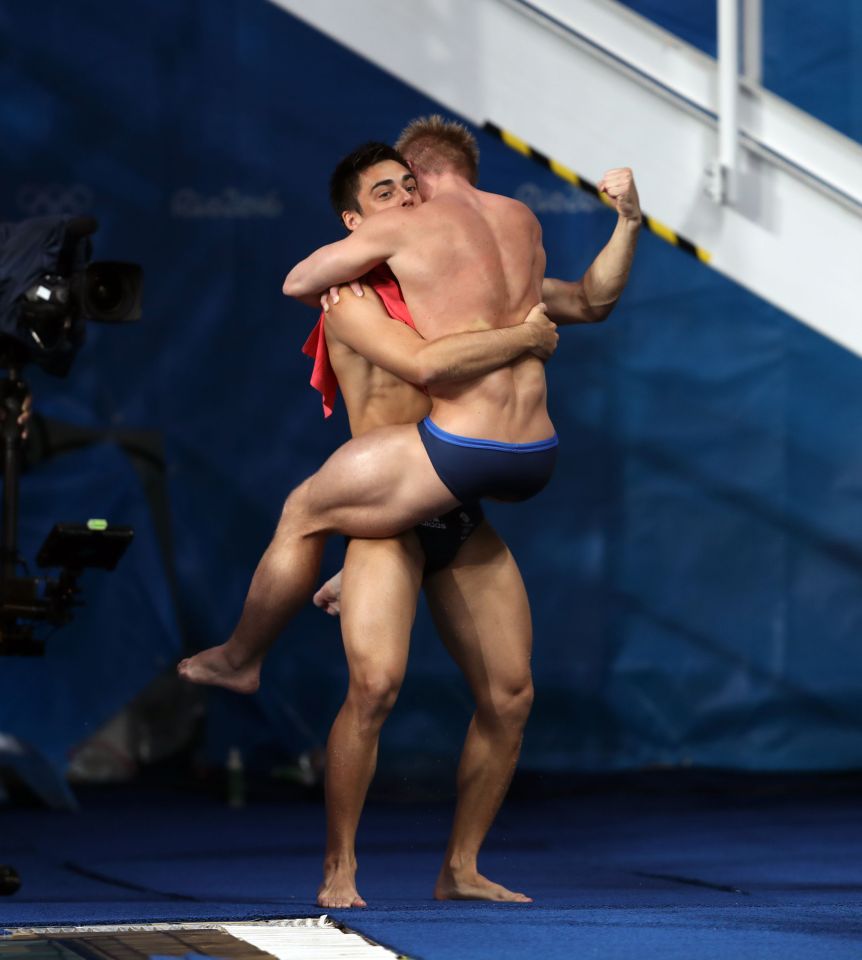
top-left (423, 523), bottom-right (534, 902)
top-left (176, 519), bottom-right (328, 693)
top-left (319, 534), bottom-right (423, 908)
top-left (178, 425), bottom-right (457, 691)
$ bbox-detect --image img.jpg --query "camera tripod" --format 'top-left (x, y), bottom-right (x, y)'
top-left (0, 344), bottom-right (134, 654)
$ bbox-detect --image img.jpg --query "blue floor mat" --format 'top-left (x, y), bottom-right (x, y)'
top-left (1, 782), bottom-right (861, 958)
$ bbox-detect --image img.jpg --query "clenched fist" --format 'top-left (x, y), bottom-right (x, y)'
top-left (597, 168), bottom-right (641, 224)
top-left (524, 302), bottom-right (559, 361)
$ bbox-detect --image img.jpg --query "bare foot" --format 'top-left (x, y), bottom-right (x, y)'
top-left (313, 569), bottom-right (343, 617)
top-left (317, 864), bottom-right (366, 909)
top-left (434, 869), bottom-right (532, 903)
top-left (177, 643), bottom-right (261, 694)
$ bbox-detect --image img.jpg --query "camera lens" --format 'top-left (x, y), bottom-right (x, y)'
top-left (87, 267), bottom-right (125, 314)
top-left (82, 262), bottom-right (142, 323)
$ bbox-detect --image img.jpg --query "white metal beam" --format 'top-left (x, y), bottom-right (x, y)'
top-left (500, 0), bottom-right (860, 208)
top-left (268, 0), bottom-right (862, 357)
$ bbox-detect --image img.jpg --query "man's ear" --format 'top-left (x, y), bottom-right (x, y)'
top-left (342, 209), bottom-right (362, 232)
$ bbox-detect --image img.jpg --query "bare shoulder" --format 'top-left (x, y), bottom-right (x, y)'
top-left (358, 206), bottom-right (421, 238)
top-left (480, 189), bottom-right (540, 230)
top-left (407, 199), bottom-right (454, 228)
top-left (503, 194), bottom-right (541, 228)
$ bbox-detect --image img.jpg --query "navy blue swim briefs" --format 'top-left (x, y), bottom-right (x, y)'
top-left (417, 417), bottom-right (558, 504)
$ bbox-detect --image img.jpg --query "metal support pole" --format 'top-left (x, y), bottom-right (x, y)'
top-left (707, 0), bottom-right (740, 204)
top-left (718, 0), bottom-right (739, 200)
top-left (742, 0), bottom-right (763, 86)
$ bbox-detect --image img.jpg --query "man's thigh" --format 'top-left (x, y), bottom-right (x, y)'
top-left (340, 532), bottom-right (425, 682)
top-left (422, 522), bottom-right (532, 697)
top-left (302, 425), bottom-right (459, 539)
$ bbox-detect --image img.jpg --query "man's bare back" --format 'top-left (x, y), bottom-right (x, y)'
top-left (386, 189), bottom-right (545, 336)
top-left (387, 185), bottom-right (551, 441)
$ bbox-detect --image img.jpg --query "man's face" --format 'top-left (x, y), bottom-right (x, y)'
top-left (342, 160), bottom-right (421, 231)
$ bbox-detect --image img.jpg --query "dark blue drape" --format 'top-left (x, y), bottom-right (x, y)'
top-left (0, 0), bottom-right (860, 780)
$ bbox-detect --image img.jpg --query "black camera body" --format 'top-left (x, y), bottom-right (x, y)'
top-left (0, 215), bottom-right (141, 375)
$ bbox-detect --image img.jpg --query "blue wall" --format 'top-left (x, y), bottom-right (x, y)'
top-left (1, 0), bottom-right (861, 779)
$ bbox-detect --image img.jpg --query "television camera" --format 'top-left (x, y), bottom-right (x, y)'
top-left (0, 215), bottom-right (142, 656)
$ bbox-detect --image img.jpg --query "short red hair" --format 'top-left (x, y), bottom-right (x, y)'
top-left (395, 115), bottom-right (479, 185)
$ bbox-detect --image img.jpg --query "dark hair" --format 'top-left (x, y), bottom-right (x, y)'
top-left (329, 142), bottom-right (410, 218)
top-left (395, 115), bottom-right (479, 185)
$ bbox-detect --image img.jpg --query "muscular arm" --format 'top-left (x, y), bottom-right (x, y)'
top-left (326, 286), bottom-right (555, 387)
top-left (282, 211), bottom-right (407, 299)
top-left (541, 167), bottom-right (642, 326)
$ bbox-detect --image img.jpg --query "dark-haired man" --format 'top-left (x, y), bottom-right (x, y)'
top-left (181, 122), bottom-right (641, 904)
top-left (184, 142), bottom-right (558, 907)
top-left (305, 142), bottom-right (557, 907)
top-left (304, 135), bottom-right (640, 907)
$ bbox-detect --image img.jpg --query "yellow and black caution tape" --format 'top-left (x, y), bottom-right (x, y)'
top-left (484, 121), bottom-right (711, 264)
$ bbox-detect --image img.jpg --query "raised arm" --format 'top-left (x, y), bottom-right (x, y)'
top-left (325, 286), bottom-right (557, 387)
top-left (542, 167), bottom-right (641, 325)
top-left (282, 210), bottom-right (406, 300)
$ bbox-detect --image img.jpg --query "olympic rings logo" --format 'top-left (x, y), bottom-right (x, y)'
top-left (16, 183), bottom-right (95, 217)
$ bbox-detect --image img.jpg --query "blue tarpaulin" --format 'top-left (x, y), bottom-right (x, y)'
top-left (0, 0), bottom-right (860, 781)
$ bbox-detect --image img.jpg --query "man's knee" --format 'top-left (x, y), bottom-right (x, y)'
top-left (479, 678), bottom-right (534, 729)
top-left (348, 670), bottom-right (403, 727)
top-left (278, 478), bottom-right (316, 533)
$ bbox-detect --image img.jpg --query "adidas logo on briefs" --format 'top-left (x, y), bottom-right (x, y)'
top-left (419, 518), bottom-right (447, 529)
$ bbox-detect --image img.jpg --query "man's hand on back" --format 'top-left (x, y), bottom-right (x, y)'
top-left (524, 303), bottom-right (558, 360)
top-left (321, 281), bottom-right (365, 314)
top-left (597, 168), bottom-right (641, 224)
